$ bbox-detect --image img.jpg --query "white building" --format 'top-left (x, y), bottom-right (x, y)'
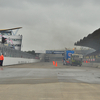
top-left (0, 27), bottom-right (22, 51)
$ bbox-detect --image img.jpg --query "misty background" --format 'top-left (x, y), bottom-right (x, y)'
top-left (0, 0), bottom-right (100, 51)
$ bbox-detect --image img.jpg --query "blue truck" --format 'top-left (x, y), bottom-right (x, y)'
top-left (63, 50), bottom-right (74, 65)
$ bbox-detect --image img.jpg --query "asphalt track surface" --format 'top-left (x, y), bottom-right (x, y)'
top-left (0, 62), bottom-right (100, 100)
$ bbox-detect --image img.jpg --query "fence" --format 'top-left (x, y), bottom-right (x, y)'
top-left (0, 44), bottom-right (35, 59)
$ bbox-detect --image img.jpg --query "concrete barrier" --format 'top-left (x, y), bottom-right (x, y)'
top-left (3, 57), bottom-right (40, 66)
top-left (82, 62), bottom-right (100, 68)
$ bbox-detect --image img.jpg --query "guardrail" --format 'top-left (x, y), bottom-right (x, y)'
top-left (3, 57), bottom-right (40, 66)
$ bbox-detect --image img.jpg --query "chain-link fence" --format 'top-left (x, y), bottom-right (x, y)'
top-left (0, 44), bottom-right (35, 59)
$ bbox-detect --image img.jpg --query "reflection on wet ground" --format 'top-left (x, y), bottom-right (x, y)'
top-left (0, 62), bottom-right (100, 84)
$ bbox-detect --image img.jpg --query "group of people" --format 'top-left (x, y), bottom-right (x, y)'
top-left (0, 53), bottom-right (4, 66)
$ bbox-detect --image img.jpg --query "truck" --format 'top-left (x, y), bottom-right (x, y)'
top-left (70, 54), bottom-right (83, 66)
top-left (63, 50), bottom-right (74, 65)
top-left (63, 50), bottom-right (83, 66)
top-left (44, 56), bottom-right (50, 62)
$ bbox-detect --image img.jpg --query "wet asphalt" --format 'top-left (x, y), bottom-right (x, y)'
top-left (0, 62), bottom-right (100, 84)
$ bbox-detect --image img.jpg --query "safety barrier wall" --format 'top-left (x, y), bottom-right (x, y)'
top-left (3, 57), bottom-right (40, 66)
top-left (82, 62), bottom-right (100, 68)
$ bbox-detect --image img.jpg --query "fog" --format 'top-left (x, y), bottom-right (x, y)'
top-left (0, 0), bottom-right (100, 50)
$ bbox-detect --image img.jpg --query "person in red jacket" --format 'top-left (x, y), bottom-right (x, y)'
top-left (0, 53), bottom-right (4, 66)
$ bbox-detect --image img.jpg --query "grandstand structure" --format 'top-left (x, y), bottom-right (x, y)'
top-left (75, 28), bottom-right (100, 59)
top-left (0, 44), bottom-right (35, 58)
top-left (0, 27), bottom-right (22, 51)
top-left (0, 27), bottom-right (36, 59)
top-left (75, 28), bottom-right (100, 50)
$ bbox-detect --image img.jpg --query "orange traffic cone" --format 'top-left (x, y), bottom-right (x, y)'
top-left (55, 62), bottom-right (57, 67)
top-left (53, 61), bottom-right (55, 65)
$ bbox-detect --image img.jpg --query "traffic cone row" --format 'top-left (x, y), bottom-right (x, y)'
top-left (84, 61), bottom-right (90, 63)
top-left (52, 61), bottom-right (57, 67)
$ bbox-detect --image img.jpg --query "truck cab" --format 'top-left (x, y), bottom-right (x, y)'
top-left (63, 50), bottom-right (74, 65)
top-left (70, 54), bottom-right (83, 66)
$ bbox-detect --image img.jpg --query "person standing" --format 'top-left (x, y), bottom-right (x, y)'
top-left (0, 53), bottom-right (4, 66)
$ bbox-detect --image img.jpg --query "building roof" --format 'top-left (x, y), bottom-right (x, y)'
top-left (86, 50), bottom-right (100, 56)
top-left (0, 27), bottom-right (22, 32)
top-left (74, 28), bottom-right (100, 50)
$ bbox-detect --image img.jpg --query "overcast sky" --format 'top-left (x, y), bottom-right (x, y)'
top-left (0, 0), bottom-right (100, 51)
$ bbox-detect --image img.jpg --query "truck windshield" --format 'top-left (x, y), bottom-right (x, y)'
top-left (72, 55), bottom-right (79, 59)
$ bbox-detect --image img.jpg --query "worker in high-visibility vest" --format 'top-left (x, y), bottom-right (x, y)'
top-left (0, 53), bottom-right (4, 66)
